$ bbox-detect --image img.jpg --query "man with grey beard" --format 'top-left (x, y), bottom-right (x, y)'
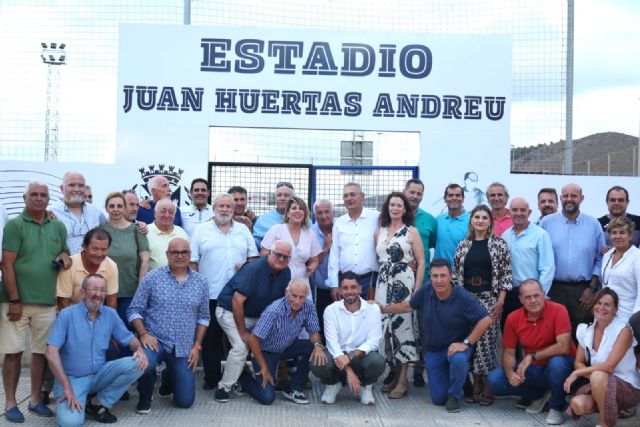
top-left (190, 193), bottom-right (258, 391)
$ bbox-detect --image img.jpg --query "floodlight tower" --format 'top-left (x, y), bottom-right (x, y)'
top-left (41, 42), bottom-right (66, 162)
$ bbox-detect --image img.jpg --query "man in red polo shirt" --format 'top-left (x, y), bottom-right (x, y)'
top-left (487, 279), bottom-right (575, 425)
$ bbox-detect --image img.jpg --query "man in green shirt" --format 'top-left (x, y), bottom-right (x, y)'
top-left (1, 182), bottom-right (70, 423)
top-left (403, 178), bottom-right (437, 388)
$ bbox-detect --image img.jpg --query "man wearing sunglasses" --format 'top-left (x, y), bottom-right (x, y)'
top-left (213, 240), bottom-right (292, 403)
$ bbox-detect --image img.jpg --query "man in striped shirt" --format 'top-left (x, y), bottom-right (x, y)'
top-left (239, 279), bottom-right (326, 405)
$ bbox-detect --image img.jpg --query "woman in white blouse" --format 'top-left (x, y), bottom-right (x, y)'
top-left (564, 288), bottom-right (640, 427)
top-left (601, 217), bottom-right (640, 323)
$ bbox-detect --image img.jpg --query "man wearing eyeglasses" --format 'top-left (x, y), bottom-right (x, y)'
top-left (46, 274), bottom-right (148, 425)
top-left (128, 237), bottom-right (209, 414)
top-left (253, 182), bottom-right (294, 249)
top-left (213, 240), bottom-right (292, 403)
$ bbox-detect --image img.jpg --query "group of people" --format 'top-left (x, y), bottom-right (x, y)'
top-left (1, 171), bottom-right (640, 427)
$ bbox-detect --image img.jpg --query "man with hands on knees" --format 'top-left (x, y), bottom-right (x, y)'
top-left (45, 274), bottom-right (148, 426)
top-left (128, 237), bottom-right (210, 414)
top-left (239, 279), bottom-right (324, 405)
top-left (311, 272), bottom-right (385, 405)
top-left (487, 279), bottom-right (575, 425)
top-left (381, 259), bottom-right (492, 413)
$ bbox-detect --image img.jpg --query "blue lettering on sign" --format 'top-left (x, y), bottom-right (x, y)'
top-left (372, 93), bottom-right (395, 117)
top-left (235, 39), bottom-right (265, 74)
top-left (485, 97), bottom-right (506, 121)
top-left (238, 89), bottom-right (260, 113)
top-left (215, 89), bottom-right (237, 112)
top-left (344, 92), bottom-right (362, 116)
top-left (268, 41), bottom-right (303, 74)
top-left (442, 95), bottom-right (462, 119)
top-left (399, 45), bottom-right (432, 79)
top-left (341, 43), bottom-right (374, 77)
top-left (378, 44), bottom-right (396, 78)
top-left (281, 91), bottom-right (302, 114)
top-left (201, 39), bottom-right (231, 72)
top-left (302, 42), bottom-right (338, 75)
top-left (464, 96), bottom-right (482, 119)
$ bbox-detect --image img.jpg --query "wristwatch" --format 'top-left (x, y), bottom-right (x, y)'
top-left (529, 352), bottom-right (537, 361)
top-left (463, 338), bottom-right (471, 346)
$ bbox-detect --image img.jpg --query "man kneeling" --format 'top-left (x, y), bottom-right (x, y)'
top-left (310, 272), bottom-right (385, 405)
top-left (45, 274), bottom-right (148, 426)
top-left (241, 279), bottom-right (325, 405)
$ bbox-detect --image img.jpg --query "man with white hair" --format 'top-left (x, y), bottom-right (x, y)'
top-left (310, 198), bottom-right (335, 335)
top-left (253, 182), bottom-right (294, 248)
top-left (147, 198), bottom-right (188, 270)
top-left (239, 279), bottom-right (325, 405)
top-left (136, 176), bottom-right (183, 226)
top-left (190, 193), bottom-right (258, 390)
top-left (213, 240), bottom-right (292, 402)
top-left (51, 171), bottom-right (106, 255)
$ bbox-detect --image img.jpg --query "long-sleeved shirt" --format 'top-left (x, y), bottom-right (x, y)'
top-left (323, 297), bottom-right (382, 357)
top-left (128, 266), bottom-right (209, 357)
top-left (502, 222), bottom-right (555, 294)
top-left (539, 211), bottom-right (605, 282)
top-left (327, 208), bottom-right (379, 287)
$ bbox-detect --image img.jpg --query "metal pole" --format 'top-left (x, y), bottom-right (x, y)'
top-left (184, 0), bottom-right (191, 25)
top-left (565, 0), bottom-right (574, 174)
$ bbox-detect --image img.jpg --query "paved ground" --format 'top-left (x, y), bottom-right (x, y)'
top-left (2, 369), bottom-right (638, 426)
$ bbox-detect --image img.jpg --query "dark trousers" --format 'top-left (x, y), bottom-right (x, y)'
top-left (240, 339), bottom-right (312, 405)
top-left (501, 287), bottom-right (522, 332)
top-left (310, 349), bottom-right (385, 385)
top-left (202, 299), bottom-right (225, 387)
top-left (549, 280), bottom-right (592, 341)
top-left (315, 288), bottom-right (334, 337)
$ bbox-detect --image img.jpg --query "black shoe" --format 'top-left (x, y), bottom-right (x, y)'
top-left (445, 395), bottom-right (461, 413)
top-left (85, 402), bottom-right (118, 423)
top-left (119, 391), bottom-right (130, 401)
top-left (158, 369), bottom-right (171, 397)
top-left (413, 372), bottom-right (425, 388)
top-left (383, 370), bottom-right (396, 386)
top-left (203, 382), bottom-right (216, 391)
top-left (214, 387), bottom-right (230, 403)
top-left (136, 396), bottom-right (152, 414)
top-left (516, 397), bottom-right (532, 409)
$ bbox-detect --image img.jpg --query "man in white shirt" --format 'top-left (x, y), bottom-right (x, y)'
top-left (310, 273), bottom-right (385, 405)
top-left (190, 193), bottom-right (258, 390)
top-left (182, 178), bottom-right (214, 238)
top-left (327, 182), bottom-right (379, 299)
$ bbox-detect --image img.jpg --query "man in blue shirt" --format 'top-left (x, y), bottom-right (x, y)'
top-left (46, 274), bottom-right (147, 426)
top-left (128, 237), bottom-right (210, 414)
top-left (502, 197), bottom-right (555, 329)
top-left (252, 181), bottom-right (294, 249)
top-left (136, 176), bottom-right (183, 226)
top-left (539, 183), bottom-right (605, 339)
top-left (434, 184), bottom-right (470, 266)
top-left (214, 240), bottom-right (292, 402)
top-left (240, 279), bottom-right (325, 405)
top-left (382, 258), bottom-right (492, 413)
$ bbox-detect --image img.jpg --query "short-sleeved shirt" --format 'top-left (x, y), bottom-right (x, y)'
top-left (136, 201), bottom-right (183, 227)
top-left (434, 211), bottom-right (470, 266)
top-left (47, 302), bottom-right (133, 377)
top-left (50, 200), bottom-right (106, 255)
top-left (0, 210), bottom-right (68, 305)
top-left (415, 208), bottom-right (437, 276)
top-left (503, 300), bottom-right (576, 366)
top-left (217, 256), bottom-right (291, 318)
top-left (253, 209), bottom-right (284, 248)
top-left (409, 284), bottom-right (488, 352)
top-left (261, 224), bottom-right (322, 280)
top-left (147, 223), bottom-right (189, 270)
top-left (190, 220), bottom-right (258, 299)
top-left (103, 222), bottom-right (149, 298)
top-left (252, 297), bottom-right (320, 353)
top-left (56, 253), bottom-right (119, 304)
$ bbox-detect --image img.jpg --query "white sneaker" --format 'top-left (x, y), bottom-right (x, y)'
top-left (526, 390), bottom-right (552, 414)
top-left (360, 385), bottom-right (374, 405)
top-left (321, 383), bottom-right (342, 404)
top-left (545, 408), bottom-right (564, 425)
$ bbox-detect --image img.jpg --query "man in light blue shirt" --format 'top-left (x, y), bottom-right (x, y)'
top-left (502, 197), bottom-right (555, 329)
top-left (434, 184), bottom-right (470, 266)
top-left (539, 183), bottom-right (605, 339)
top-left (252, 182), bottom-right (294, 249)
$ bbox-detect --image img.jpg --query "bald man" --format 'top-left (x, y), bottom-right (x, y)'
top-left (502, 197), bottom-right (555, 329)
top-left (539, 184), bottom-right (605, 339)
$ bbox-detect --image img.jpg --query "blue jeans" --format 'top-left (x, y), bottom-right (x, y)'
top-left (487, 355), bottom-right (574, 411)
top-left (138, 346), bottom-right (195, 408)
top-left (425, 346), bottom-right (473, 405)
top-left (240, 339), bottom-right (312, 405)
top-left (53, 356), bottom-right (143, 427)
